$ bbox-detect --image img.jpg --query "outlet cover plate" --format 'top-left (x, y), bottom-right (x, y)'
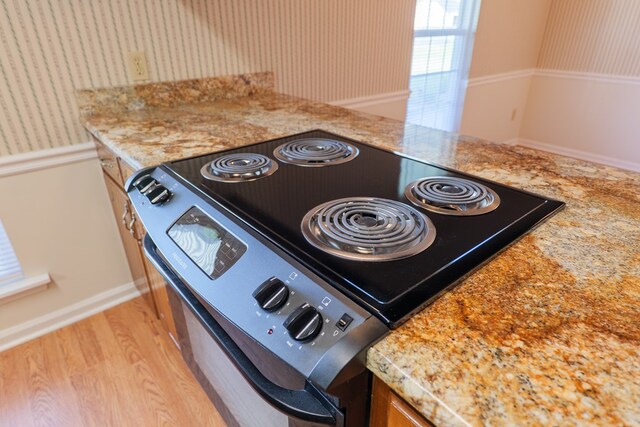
top-left (128, 51), bottom-right (149, 81)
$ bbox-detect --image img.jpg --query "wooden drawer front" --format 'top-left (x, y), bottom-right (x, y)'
top-left (371, 377), bottom-right (434, 427)
top-left (96, 140), bottom-right (124, 185)
top-left (118, 158), bottom-right (138, 186)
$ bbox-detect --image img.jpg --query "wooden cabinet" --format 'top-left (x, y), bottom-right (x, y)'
top-left (97, 137), bottom-right (178, 346)
top-left (103, 173), bottom-right (157, 312)
top-left (370, 377), bottom-right (435, 427)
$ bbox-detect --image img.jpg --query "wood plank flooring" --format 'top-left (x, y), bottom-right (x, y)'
top-left (0, 297), bottom-right (227, 427)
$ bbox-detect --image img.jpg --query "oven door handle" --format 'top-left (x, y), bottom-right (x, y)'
top-left (143, 235), bottom-right (338, 425)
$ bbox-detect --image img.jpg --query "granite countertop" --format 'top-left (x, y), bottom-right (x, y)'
top-left (79, 73), bottom-right (640, 426)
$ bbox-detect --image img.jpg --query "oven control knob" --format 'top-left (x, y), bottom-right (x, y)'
top-left (283, 303), bottom-right (322, 342)
top-left (252, 277), bottom-right (289, 312)
top-left (133, 175), bottom-right (157, 194)
top-left (146, 185), bottom-right (172, 205)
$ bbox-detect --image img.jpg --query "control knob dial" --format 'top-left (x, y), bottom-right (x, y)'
top-left (283, 303), bottom-right (323, 342)
top-left (252, 277), bottom-right (289, 312)
top-left (146, 185), bottom-right (171, 205)
top-left (132, 175), bottom-right (157, 194)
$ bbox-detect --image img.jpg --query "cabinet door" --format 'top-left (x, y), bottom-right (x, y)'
top-left (104, 174), bottom-right (158, 314)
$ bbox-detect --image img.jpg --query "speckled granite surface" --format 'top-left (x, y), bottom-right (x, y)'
top-left (80, 76), bottom-right (640, 426)
top-left (76, 72), bottom-right (274, 116)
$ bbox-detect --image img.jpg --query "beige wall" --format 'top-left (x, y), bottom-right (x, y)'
top-left (520, 74), bottom-right (640, 169)
top-left (0, 0), bottom-right (415, 157)
top-left (0, 157), bottom-right (132, 336)
top-left (462, 73), bottom-right (533, 143)
top-left (461, 0), bottom-right (640, 170)
top-left (460, 0), bottom-right (551, 142)
top-left (520, 0), bottom-right (640, 169)
top-left (468, 0), bottom-right (551, 79)
top-left (538, 0), bottom-right (640, 76)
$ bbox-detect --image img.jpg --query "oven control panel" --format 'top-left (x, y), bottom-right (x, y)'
top-left (167, 207), bottom-right (247, 279)
top-left (248, 269), bottom-right (363, 355)
top-left (127, 167), bottom-right (387, 387)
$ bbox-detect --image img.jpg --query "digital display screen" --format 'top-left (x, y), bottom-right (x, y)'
top-left (168, 207), bottom-right (245, 279)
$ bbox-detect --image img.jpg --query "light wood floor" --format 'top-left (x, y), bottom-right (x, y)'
top-left (0, 297), bottom-right (226, 427)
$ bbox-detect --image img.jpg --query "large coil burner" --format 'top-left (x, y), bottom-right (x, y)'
top-left (301, 197), bottom-right (436, 261)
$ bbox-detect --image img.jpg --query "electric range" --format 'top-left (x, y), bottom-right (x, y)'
top-left (127, 130), bottom-right (564, 426)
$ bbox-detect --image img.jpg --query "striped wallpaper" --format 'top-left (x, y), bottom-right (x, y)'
top-left (538, 0), bottom-right (640, 76)
top-left (0, 0), bottom-right (416, 156)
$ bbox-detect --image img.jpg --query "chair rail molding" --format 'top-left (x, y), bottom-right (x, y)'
top-left (0, 142), bottom-right (97, 178)
top-left (330, 90), bottom-right (411, 109)
top-left (466, 69), bottom-right (535, 87)
top-left (535, 69), bottom-right (640, 85)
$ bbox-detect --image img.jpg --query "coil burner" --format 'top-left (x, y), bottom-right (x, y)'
top-left (201, 153), bottom-right (278, 183)
top-left (301, 197), bottom-right (436, 261)
top-left (274, 138), bottom-right (359, 167)
top-left (405, 176), bottom-right (500, 216)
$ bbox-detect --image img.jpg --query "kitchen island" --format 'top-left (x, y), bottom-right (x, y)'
top-left (78, 72), bottom-right (640, 426)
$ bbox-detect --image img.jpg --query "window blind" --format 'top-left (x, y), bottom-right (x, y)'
top-left (0, 220), bottom-right (23, 285)
top-left (407, 0), bottom-right (481, 132)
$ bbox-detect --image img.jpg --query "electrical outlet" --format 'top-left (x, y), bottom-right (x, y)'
top-left (127, 51), bottom-right (149, 81)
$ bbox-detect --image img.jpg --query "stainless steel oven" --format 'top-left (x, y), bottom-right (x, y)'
top-left (144, 236), bottom-right (372, 427)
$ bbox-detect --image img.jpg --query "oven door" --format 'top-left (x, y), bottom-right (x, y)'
top-left (143, 235), bottom-right (344, 427)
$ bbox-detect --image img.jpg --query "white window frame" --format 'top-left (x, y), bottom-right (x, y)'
top-left (0, 219), bottom-right (22, 286)
top-left (0, 220), bottom-right (50, 304)
top-left (408, 0), bottom-right (481, 131)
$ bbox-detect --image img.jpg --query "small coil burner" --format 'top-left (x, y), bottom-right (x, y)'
top-left (301, 197), bottom-right (436, 261)
top-left (405, 176), bottom-right (500, 216)
top-left (201, 153), bottom-right (278, 183)
top-left (273, 138), bottom-right (359, 167)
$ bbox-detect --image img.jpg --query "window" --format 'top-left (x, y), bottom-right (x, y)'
top-left (0, 219), bottom-right (23, 285)
top-left (406, 0), bottom-right (481, 131)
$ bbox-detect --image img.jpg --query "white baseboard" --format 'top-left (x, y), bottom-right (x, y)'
top-left (0, 141), bottom-right (97, 178)
top-left (515, 138), bottom-right (640, 172)
top-left (0, 282), bottom-right (140, 352)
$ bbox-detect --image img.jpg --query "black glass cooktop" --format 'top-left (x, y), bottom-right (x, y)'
top-left (166, 130), bottom-right (564, 327)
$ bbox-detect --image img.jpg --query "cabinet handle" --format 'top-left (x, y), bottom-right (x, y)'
top-left (101, 160), bottom-right (114, 169)
top-left (122, 202), bottom-right (130, 227)
top-left (128, 212), bottom-right (137, 236)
